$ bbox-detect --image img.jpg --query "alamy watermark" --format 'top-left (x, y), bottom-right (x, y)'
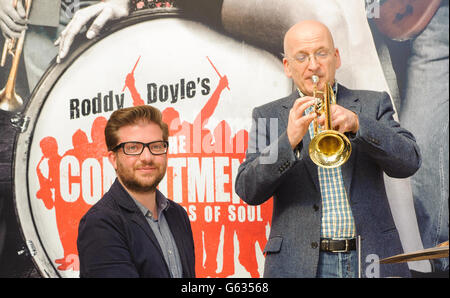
top-left (62, 0), bottom-right (81, 19)
top-left (164, 116), bottom-right (280, 165)
top-left (365, 0), bottom-right (380, 19)
top-left (365, 253), bottom-right (380, 278)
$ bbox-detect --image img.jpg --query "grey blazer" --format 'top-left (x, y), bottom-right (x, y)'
top-left (235, 84), bottom-right (421, 278)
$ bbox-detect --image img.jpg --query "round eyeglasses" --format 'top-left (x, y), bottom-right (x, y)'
top-left (289, 50), bottom-right (331, 64)
top-left (112, 141), bottom-right (169, 156)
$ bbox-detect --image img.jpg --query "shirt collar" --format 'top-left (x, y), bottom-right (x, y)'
top-left (131, 190), bottom-right (169, 219)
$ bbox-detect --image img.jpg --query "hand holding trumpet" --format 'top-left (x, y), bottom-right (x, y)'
top-left (316, 102), bottom-right (359, 135)
top-left (286, 94), bottom-right (359, 150)
top-left (286, 96), bottom-right (316, 149)
top-left (0, 0), bottom-right (28, 39)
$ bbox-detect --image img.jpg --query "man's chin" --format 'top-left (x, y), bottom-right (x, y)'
top-left (119, 176), bottom-right (161, 194)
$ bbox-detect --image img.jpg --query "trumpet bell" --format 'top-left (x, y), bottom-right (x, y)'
top-left (309, 130), bottom-right (351, 168)
top-left (0, 87), bottom-right (23, 112)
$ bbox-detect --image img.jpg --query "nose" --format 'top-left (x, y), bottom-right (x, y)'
top-left (139, 145), bottom-right (154, 162)
top-left (308, 56), bottom-right (320, 71)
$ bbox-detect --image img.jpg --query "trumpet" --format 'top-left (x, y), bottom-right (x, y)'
top-left (308, 75), bottom-right (351, 168)
top-left (0, 0), bottom-right (33, 112)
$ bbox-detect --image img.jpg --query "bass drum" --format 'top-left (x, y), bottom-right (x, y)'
top-left (13, 9), bottom-right (292, 277)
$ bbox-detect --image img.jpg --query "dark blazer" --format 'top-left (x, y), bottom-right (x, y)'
top-left (235, 85), bottom-right (421, 278)
top-left (77, 179), bottom-right (195, 278)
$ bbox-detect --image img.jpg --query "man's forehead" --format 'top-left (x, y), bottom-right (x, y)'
top-left (117, 121), bottom-right (163, 139)
top-left (285, 21), bottom-right (335, 53)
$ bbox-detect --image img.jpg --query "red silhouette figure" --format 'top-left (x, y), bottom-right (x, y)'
top-left (52, 129), bottom-right (91, 270)
top-left (90, 116), bottom-right (108, 156)
top-left (123, 56), bottom-right (145, 106)
top-left (36, 137), bottom-right (61, 210)
top-left (36, 117), bottom-right (110, 271)
top-left (89, 116), bottom-right (109, 195)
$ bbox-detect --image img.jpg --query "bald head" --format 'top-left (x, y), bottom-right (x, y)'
top-left (283, 20), bottom-right (335, 57)
top-left (282, 20), bottom-right (341, 95)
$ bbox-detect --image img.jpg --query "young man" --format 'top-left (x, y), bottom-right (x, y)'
top-left (235, 20), bottom-right (421, 278)
top-left (77, 105), bottom-right (195, 277)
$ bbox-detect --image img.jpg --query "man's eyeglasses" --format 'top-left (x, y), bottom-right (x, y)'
top-left (113, 141), bottom-right (169, 156)
top-left (288, 50), bottom-right (331, 64)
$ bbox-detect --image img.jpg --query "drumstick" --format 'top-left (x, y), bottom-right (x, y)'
top-left (206, 56), bottom-right (230, 90)
top-left (122, 56), bottom-right (141, 92)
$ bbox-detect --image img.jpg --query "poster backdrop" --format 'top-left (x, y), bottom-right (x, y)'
top-left (14, 14), bottom-right (291, 277)
top-left (1, 0), bottom-right (448, 277)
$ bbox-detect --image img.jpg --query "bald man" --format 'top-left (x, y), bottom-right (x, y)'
top-left (235, 20), bottom-right (421, 278)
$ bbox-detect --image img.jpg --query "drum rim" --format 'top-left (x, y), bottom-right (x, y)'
top-left (12, 7), bottom-right (189, 278)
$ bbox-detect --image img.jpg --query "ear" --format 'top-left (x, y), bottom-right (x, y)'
top-left (283, 57), bottom-right (292, 78)
top-left (107, 150), bottom-right (118, 170)
top-left (334, 48), bottom-right (342, 70)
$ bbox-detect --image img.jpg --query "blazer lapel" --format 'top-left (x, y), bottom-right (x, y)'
top-left (280, 91), bottom-right (320, 192)
top-left (335, 84), bottom-right (361, 198)
top-left (112, 179), bottom-right (167, 265)
top-left (301, 129), bottom-right (321, 192)
top-left (278, 91), bottom-right (297, 130)
top-left (130, 213), bottom-right (164, 256)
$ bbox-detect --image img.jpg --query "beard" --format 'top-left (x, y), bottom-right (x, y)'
top-left (116, 159), bottom-right (166, 194)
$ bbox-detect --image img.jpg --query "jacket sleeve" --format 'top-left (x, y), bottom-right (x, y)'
top-left (235, 107), bottom-right (299, 206)
top-left (352, 91), bottom-right (421, 178)
top-left (77, 209), bottom-right (139, 278)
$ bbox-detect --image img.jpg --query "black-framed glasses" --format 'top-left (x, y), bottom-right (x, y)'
top-left (112, 141), bottom-right (169, 156)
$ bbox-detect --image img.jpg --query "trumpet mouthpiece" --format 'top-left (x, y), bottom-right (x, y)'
top-left (312, 75), bottom-right (319, 84)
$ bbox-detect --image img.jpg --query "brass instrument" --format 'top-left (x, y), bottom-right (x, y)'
top-left (308, 75), bottom-right (351, 168)
top-left (0, 0), bottom-right (33, 112)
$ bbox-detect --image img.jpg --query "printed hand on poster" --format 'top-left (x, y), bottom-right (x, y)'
top-left (0, 0), bottom-right (28, 39)
top-left (55, 0), bottom-right (129, 63)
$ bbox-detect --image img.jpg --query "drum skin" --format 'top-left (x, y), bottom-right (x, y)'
top-left (13, 9), bottom-right (292, 277)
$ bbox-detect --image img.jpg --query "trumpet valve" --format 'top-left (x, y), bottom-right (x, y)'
top-left (314, 97), bottom-right (323, 111)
